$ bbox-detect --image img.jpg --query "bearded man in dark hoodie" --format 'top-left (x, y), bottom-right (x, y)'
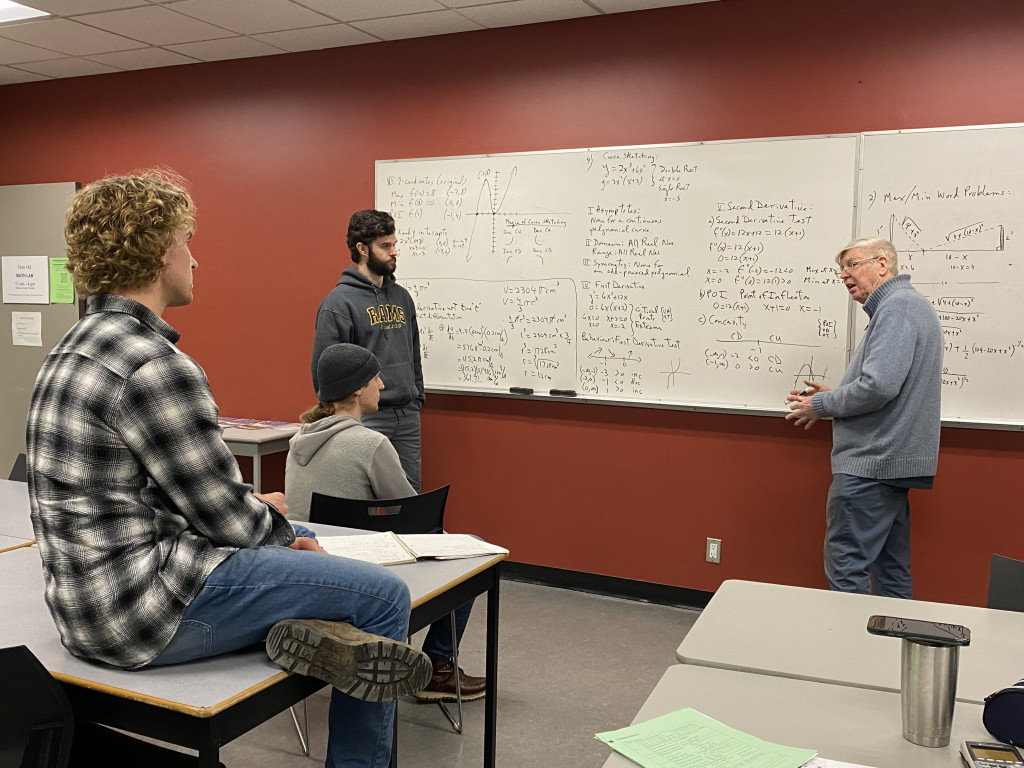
top-left (309, 212), bottom-right (485, 704)
top-left (311, 210), bottom-right (425, 492)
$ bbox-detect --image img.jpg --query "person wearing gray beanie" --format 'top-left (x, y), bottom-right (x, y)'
top-left (316, 343), bottom-right (381, 403)
top-left (286, 344), bottom-right (487, 705)
top-left (286, 343), bottom-right (401, 520)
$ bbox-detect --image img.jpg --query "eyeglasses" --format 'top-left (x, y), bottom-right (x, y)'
top-left (832, 255), bottom-right (880, 278)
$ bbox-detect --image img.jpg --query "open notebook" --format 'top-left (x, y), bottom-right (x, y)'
top-left (317, 532), bottom-right (508, 566)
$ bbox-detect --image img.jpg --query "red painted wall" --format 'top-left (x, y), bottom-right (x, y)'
top-left (3, 0), bottom-right (1023, 606)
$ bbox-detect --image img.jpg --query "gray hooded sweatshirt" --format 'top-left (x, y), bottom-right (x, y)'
top-left (311, 267), bottom-right (424, 411)
top-left (284, 413), bottom-right (416, 521)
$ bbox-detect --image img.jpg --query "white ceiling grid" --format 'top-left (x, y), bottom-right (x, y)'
top-left (0, 0), bottom-right (711, 86)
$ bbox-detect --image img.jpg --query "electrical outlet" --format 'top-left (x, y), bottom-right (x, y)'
top-left (706, 537), bottom-right (722, 564)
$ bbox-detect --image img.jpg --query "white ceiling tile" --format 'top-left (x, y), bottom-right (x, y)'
top-left (15, 55), bottom-right (122, 77)
top-left (252, 22), bottom-right (375, 52)
top-left (0, 17), bottom-right (140, 54)
top-left (169, 0), bottom-right (334, 35)
top-left (439, 0), bottom-right (514, 6)
top-left (165, 35), bottom-right (284, 61)
top-left (0, 0), bottom-right (708, 82)
top-left (458, 0), bottom-right (598, 28)
top-left (18, 0), bottom-right (144, 14)
top-left (588, 0), bottom-right (711, 12)
top-left (295, 0), bottom-right (445, 23)
top-left (0, 34), bottom-right (63, 63)
top-left (350, 10), bottom-right (482, 40)
top-left (87, 45), bottom-right (198, 69)
top-left (0, 63), bottom-right (49, 83)
top-left (77, 5), bottom-right (230, 45)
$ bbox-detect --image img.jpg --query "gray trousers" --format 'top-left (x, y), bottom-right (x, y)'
top-left (361, 405), bottom-right (421, 492)
top-left (824, 473), bottom-right (913, 599)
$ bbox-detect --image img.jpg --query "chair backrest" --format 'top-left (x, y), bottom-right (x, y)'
top-left (309, 484), bottom-right (450, 535)
top-left (988, 554), bottom-right (1024, 612)
top-left (9, 453), bottom-right (27, 482)
top-left (0, 645), bottom-right (74, 768)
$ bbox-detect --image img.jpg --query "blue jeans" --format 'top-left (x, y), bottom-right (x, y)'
top-left (361, 405), bottom-right (421, 492)
top-left (360, 404), bottom-right (475, 660)
top-left (422, 601), bottom-right (474, 659)
top-left (147, 545), bottom-right (410, 768)
top-left (824, 474), bottom-right (913, 599)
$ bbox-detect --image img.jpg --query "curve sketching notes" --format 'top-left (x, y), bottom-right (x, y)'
top-left (377, 135), bottom-right (858, 413)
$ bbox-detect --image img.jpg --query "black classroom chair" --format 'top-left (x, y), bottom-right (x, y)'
top-left (9, 452), bottom-right (28, 482)
top-left (988, 554), bottom-right (1024, 613)
top-left (0, 644), bottom-right (74, 768)
top-left (309, 484), bottom-right (450, 535)
top-left (0, 644), bottom-right (228, 767)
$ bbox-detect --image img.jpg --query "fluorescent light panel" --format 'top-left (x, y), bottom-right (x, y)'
top-left (0, 2), bottom-right (49, 24)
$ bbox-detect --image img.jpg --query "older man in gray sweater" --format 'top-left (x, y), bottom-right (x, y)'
top-left (786, 237), bottom-right (942, 599)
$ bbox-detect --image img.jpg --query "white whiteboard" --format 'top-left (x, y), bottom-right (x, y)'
top-left (378, 135), bottom-right (858, 413)
top-left (859, 125), bottom-right (1024, 427)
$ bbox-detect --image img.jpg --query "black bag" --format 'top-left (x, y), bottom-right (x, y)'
top-left (984, 679), bottom-right (1024, 746)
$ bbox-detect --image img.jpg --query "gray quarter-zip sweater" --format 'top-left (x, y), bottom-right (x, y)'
top-left (812, 274), bottom-right (943, 479)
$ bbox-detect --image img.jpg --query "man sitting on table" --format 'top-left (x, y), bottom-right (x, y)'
top-left (26, 171), bottom-right (431, 768)
top-left (286, 343), bottom-right (486, 704)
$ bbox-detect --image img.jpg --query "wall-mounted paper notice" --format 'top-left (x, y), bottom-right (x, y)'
top-left (12, 311), bottom-right (42, 347)
top-left (2, 256), bottom-right (50, 304)
top-left (49, 258), bottom-right (74, 303)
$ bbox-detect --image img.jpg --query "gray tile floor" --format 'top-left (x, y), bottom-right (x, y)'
top-left (220, 578), bottom-right (700, 768)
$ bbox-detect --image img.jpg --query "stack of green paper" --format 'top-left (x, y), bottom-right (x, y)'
top-left (596, 707), bottom-right (817, 768)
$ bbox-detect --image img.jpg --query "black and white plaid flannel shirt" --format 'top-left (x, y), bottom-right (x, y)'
top-left (27, 294), bottom-right (295, 669)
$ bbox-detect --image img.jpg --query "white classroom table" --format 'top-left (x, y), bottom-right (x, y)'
top-left (2, 520), bottom-right (505, 768)
top-left (601, 665), bottom-right (989, 768)
top-left (677, 579), bottom-right (1024, 705)
top-left (220, 421), bottom-right (299, 493)
top-left (0, 533), bottom-right (33, 552)
top-left (2, 420), bottom-right (297, 499)
top-left (0, 478), bottom-right (33, 539)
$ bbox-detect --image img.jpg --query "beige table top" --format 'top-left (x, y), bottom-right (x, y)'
top-left (0, 533), bottom-right (33, 552)
top-left (0, 479), bottom-right (34, 539)
top-left (2, 527), bottom-right (503, 716)
top-left (602, 665), bottom-right (989, 768)
top-left (677, 579), bottom-right (1024, 705)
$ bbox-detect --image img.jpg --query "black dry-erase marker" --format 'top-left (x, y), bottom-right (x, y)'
top-left (549, 389), bottom-right (577, 397)
top-left (509, 387), bottom-right (534, 395)
top-left (799, 387), bottom-right (814, 396)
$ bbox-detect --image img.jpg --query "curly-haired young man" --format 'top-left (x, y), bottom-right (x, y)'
top-left (27, 171), bottom-right (430, 768)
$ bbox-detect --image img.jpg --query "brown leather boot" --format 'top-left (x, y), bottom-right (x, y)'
top-left (413, 654), bottom-right (486, 702)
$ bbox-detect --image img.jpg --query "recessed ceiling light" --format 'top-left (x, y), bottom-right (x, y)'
top-left (0, 2), bottom-right (49, 25)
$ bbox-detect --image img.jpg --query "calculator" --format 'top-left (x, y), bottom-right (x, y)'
top-left (961, 741), bottom-right (1024, 768)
